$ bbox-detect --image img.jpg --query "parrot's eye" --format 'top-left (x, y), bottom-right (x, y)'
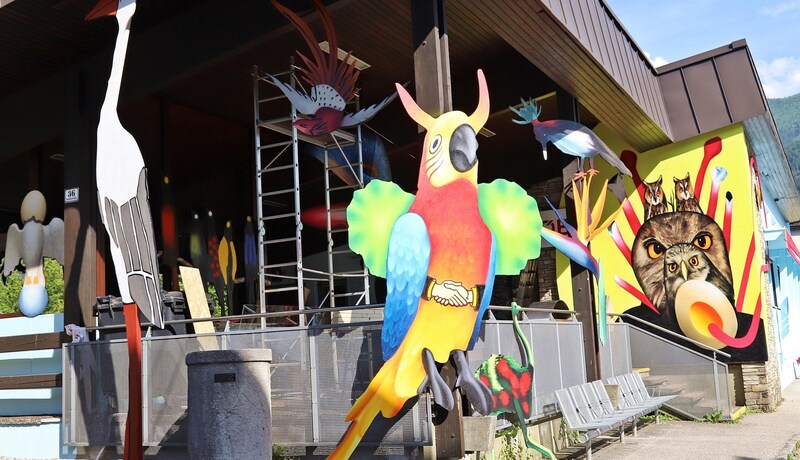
top-left (646, 240), bottom-right (665, 259)
top-left (429, 135), bottom-right (442, 154)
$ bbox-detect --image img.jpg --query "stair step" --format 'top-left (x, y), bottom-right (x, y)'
top-left (642, 375), bottom-right (669, 387)
top-left (671, 391), bottom-right (705, 405)
top-left (657, 383), bottom-right (688, 395)
top-left (633, 367), bottom-right (651, 377)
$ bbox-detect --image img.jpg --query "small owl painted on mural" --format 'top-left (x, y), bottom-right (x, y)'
top-left (643, 176), bottom-right (668, 220)
top-left (631, 212), bottom-right (733, 325)
top-left (674, 173), bottom-right (703, 213)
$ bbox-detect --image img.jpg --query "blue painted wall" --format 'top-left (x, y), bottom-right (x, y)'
top-left (0, 313), bottom-right (64, 416)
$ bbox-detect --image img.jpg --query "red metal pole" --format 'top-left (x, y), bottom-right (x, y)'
top-left (123, 303), bottom-right (143, 460)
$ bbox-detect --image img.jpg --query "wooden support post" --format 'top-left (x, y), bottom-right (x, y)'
top-left (63, 71), bottom-right (103, 328)
top-left (434, 359), bottom-right (465, 459)
top-left (411, 1), bottom-right (466, 456)
top-left (411, 0), bottom-right (452, 119)
top-left (123, 303), bottom-right (144, 460)
top-left (558, 88), bottom-right (601, 381)
top-left (572, 270), bottom-right (599, 381)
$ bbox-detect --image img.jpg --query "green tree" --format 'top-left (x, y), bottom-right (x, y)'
top-left (0, 258), bottom-right (64, 315)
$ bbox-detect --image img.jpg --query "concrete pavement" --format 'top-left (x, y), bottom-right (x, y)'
top-left (591, 378), bottom-right (800, 460)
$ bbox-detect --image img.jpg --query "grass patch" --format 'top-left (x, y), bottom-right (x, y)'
top-left (788, 439), bottom-right (800, 460)
top-left (697, 410), bottom-right (723, 423)
top-left (639, 412), bottom-right (678, 423)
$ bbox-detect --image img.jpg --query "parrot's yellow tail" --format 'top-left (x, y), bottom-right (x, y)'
top-left (328, 349), bottom-right (421, 460)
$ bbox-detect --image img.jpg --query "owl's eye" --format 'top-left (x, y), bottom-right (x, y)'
top-left (693, 234), bottom-right (712, 250)
top-left (646, 241), bottom-right (666, 259)
top-left (689, 256), bottom-right (699, 266)
top-left (429, 135), bottom-right (442, 154)
top-left (668, 262), bottom-right (678, 273)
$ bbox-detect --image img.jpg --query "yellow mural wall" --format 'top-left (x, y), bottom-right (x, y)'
top-left (557, 123), bottom-right (767, 361)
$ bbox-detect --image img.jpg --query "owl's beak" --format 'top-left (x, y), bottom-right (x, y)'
top-left (680, 261), bottom-right (688, 281)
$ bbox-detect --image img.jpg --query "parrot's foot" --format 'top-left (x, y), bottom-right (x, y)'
top-left (573, 171), bottom-right (587, 180)
top-left (587, 168), bottom-right (599, 176)
top-left (452, 350), bottom-right (493, 415)
top-left (419, 348), bottom-right (454, 411)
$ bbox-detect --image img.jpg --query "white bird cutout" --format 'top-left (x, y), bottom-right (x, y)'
top-left (3, 191), bottom-right (64, 317)
top-left (88, 0), bottom-right (163, 328)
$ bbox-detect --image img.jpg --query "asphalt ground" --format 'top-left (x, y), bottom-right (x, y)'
top-left (590, 378), bottom-right (800, 460)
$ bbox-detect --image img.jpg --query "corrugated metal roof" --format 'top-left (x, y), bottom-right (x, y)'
top-left (458, 0), bottom-right (673, 152)
top-left (657, 40), bottom-right (800, 222)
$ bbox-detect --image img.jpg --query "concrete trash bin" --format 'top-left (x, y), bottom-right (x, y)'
top-left (186, 349), bottom-right (273, 460)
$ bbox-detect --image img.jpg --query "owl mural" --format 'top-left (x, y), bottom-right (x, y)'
top-left (632, 211), bottom-right (733, 329)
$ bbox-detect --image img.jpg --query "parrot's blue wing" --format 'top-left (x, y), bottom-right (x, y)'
top-left (468, 234), bottom-right (497, 350)
top-left (382, 213), bottom-right (430, 361)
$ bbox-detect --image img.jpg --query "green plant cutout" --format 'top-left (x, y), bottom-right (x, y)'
top-left (475, 302), bottom-right (555, 459)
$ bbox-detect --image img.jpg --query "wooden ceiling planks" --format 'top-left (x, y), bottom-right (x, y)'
top-left (0, 0), bottom-right (203, 99)
top-left (464, 1), bottom-right (640, 137)
top-left (549, 0), bottom-right (669, 137)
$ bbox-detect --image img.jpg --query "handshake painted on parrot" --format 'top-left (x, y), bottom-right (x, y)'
top-left (422, 277), bottom-right (480, 308)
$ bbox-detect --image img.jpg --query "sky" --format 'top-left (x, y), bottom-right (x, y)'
top-left (606, 0), bottom-right (800, 99)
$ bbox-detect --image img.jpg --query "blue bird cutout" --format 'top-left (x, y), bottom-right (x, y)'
top-left (512, 98), bottom-right (632, 179)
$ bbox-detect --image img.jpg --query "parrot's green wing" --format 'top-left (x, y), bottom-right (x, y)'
top-left (478, 179), bottom-right (542, 275)
top-left (347, 180), bottom-right (414, 278)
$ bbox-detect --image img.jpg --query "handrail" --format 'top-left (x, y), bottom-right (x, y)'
top-left (87, 303), bottom-right (575, 332)
top-left (607, 312), bottom-right (731, 359)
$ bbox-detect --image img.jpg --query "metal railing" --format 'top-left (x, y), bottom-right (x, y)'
top-left (601, 314), bottom-right (733, 420)
top-left (63, 304), bottom-right (586, 449)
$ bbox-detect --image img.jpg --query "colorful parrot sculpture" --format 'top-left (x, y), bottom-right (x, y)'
top-left (268, 0), bottom-right (398, 137)
top-left (332, 70), bottom-right (543, 459)
top-left (511, 99), bottom-right (632, 179)
top-left (475, 302), bottom-right (555, 460)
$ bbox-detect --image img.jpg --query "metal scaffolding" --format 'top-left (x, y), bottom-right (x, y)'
top-left (252, 61), bottom-right (371, 327)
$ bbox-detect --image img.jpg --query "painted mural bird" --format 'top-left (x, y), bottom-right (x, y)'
top-left (218, 221), bottom-right (237, 315)
top-left (206, 210), bottom-right (226, 315)
top-left (3, 191), bottom-right (64, 318)
top-left (475, 302), bottom-right (555, 460)
top-left (511, 99), bottom-right (632, 179)
top-left (332, 70), bottom-right (543, 459)
top-left (243, 216), bottom-right (258, 305)
top-left (160, 176), bottom-right (178, 290)
top-left (189, 211), bottom-right (206, 280)
top-left (87, 0), bottom-right (163, 329)
top-left (268, 0), bottom-right (398, 137)
top-left (304, 130), bottom-right (392, 186)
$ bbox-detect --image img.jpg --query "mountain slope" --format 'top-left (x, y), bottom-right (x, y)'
top-left (768, 92), bottom-right (800, 187)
